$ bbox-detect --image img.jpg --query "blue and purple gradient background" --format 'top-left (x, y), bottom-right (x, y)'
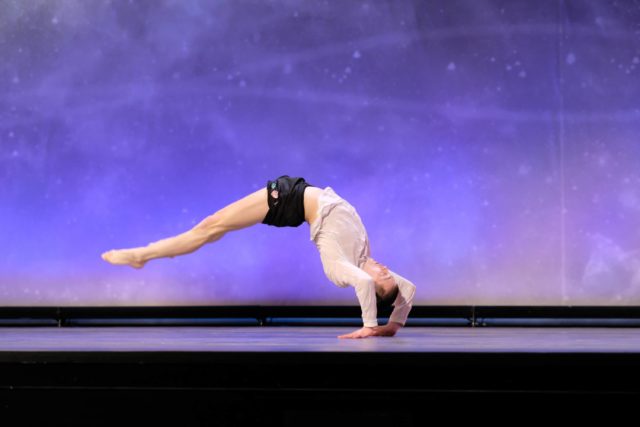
top-left (1, 0), bottom-right (639, 306)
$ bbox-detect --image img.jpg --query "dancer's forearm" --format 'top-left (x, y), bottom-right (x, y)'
top-left (140, 229), bottom-right (209, 261)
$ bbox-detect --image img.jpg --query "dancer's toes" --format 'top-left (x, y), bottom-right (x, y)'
top-left (101, 250), bottom-right (114, 263)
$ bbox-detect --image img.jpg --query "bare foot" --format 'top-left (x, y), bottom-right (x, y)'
top-left (101, 248), bottom-right (147, 269)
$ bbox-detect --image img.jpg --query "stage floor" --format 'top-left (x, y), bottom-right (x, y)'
top-left (0, 325), bottom-right (639, 353)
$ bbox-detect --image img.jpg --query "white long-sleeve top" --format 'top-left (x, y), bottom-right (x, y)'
top-left (309, 186), bottom-right (417, 327)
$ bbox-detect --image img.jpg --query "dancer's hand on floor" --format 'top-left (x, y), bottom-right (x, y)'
top-left (371, 322), bottom-right (401, 337)
top-left (338, 326), bottom-right (378, 339)
top-left (338, 322), bottom-right (401, 339)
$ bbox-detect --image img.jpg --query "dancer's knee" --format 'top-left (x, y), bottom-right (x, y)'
top-left (193, 211), bottom-right (228, 242)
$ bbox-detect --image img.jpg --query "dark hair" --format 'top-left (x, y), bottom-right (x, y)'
top-left (376, 285), bottom-right (399, 313)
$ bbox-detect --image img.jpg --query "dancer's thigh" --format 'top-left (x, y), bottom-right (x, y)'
top-left (196, 187), bottom-right (269, 233)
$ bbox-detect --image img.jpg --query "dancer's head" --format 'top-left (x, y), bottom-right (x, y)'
top-left (362, 257), bottom-right (399, 311)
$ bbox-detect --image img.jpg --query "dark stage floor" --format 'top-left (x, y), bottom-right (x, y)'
top-left (1, 326), bottom-right (639, 425)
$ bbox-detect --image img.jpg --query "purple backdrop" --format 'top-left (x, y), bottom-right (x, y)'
top-left (1, 0), bottom-right (639, 306)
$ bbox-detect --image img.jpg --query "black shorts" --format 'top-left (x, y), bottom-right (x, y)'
top-left (262, 175), bottom-right (314, 227)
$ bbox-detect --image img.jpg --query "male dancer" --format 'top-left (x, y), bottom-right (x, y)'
top-left (102, 175), bottom-right (417, 339)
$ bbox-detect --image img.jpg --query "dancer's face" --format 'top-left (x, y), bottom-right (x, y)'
top-left (362, 257), bottom-right (397, 297)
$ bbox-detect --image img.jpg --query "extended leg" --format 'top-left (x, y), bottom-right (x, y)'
top-left (101, 186), bottom-right (269, 268)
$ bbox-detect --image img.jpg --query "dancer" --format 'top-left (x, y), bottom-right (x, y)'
top-left (102, 175), bottom-right (417, 339)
